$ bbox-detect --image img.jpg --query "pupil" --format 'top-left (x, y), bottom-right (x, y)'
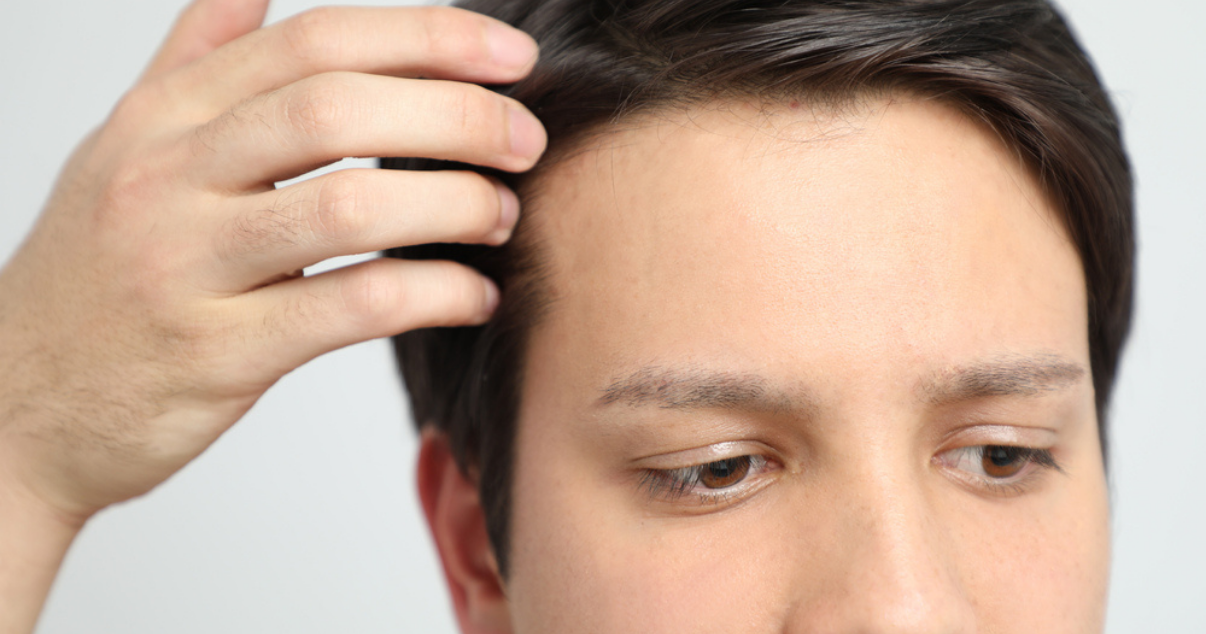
top-left (988, 447), bottom-right (1016, 467)
top-left (710, 460), bottom-right (735, 477)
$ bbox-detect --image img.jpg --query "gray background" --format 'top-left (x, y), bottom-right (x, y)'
top-left (1, 0), bottom-right (1201, 631)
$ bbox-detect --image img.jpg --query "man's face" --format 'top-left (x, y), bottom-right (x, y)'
top-left (502, 96), bottom-right (1108, 632)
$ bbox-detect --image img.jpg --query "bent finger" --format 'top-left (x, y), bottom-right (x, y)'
top-left (141, 0), bottom-right (271, 81)
top-left (188, 72), bottom-right (545, 188)
top-left (161, 5), bottom-right (537, 116)
top-left (236, 258), bottom-right (499, 376)
top-left (213, 169), bottom-right (518, 290)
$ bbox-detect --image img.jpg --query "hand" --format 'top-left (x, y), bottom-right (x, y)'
top-left (0, 0), bottom-right (544, 528)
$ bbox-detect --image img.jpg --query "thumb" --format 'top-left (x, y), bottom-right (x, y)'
top-left (140, 0), bottom-right (271, 81)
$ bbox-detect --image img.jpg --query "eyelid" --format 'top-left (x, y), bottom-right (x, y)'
top-left (633, 440), bottom-right (772, 470)
top-left (930, 424), bottom-right (1066, 496)
top-left (937, 423), bottom-right (1059, 449)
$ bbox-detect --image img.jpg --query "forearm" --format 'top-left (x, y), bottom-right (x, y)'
top-left (0, 466), bottom-right (83, 634)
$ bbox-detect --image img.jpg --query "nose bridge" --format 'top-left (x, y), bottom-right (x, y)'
top-left (785, 455), bottom-right (976, 634)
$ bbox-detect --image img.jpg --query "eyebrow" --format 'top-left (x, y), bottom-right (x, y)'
top-left (597, 367), bottom-right (797, 413)
top-left (596, 355), bottom-right (1087, 412)
top-left (918, 355), bottom-right (1087, 405)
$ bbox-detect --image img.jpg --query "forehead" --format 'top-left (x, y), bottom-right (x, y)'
top-left (521, 95), bottom-right (1087, 403)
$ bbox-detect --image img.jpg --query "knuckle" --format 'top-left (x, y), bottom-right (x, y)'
top-left (121, 252), bottom-right (199, 328)
top-left (338, 261), bottom-right (398, 329)
top-left (414, 6), bottom-right (491, 67)
top-left (312, 171), bottom-right (371, 246)
top-left (97, 158), bottom-right (163, 226)
top-left (149, 307), bottom-right (238, 374)
top-left (281, 6), bottom-right (346, 68)
top-left (443, 84), bottom-right (509, 152)
top-left (282, 74), bottom-right (353, 139)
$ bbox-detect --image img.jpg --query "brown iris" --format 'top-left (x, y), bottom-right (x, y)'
top-left (699, 457), bottom-right (752, 489)
top-left (981, 446), bottom-right (1031, 478)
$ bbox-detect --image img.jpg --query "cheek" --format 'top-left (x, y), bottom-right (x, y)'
top-left (951, 466), bottom-right (1110, 632)
top-left (506, 453), bottom-right (1110, 634)
top-left (505, 445), bottom-right (796, 633)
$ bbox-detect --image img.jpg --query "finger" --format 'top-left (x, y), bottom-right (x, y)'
top-left (188, 72), bottom-right (546, 188)
top-left (162, 5), bottom-right (538, 116)
top-left (212, 169), bottom-right (519, 289)
top-left (141, 0), bottom-right (272, 82)
top-left (236, 258), bottom-right (499, 376)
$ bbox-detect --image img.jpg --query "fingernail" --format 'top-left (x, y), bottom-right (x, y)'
top-left (491, 180), bottom-right (520, 243)
top-left (481, 277), bottom-right (501, 319)
top-left (508, 105), bottom-right (545, 160)
top-left (487, 23), bottom-right (538, 70)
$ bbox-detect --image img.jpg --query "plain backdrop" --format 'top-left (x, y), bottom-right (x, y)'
top-left (1, 0), bottom-right (1202, 632)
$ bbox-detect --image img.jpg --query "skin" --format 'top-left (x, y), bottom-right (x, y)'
top-left (0, 2), bottom-right (545, 632)
top-left (422, 98), bottom-right (1110, 633)
top-left (0, 0), bottom-right (1109, 631)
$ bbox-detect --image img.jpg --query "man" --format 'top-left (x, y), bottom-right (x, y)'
top-left (0, 0), bottom-right (1131, 632)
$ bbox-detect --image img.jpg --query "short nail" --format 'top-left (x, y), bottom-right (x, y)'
top-left (487, 23), bottom-right (537, 69)
top-left (492, 180), bottom-right (520, 242)
top-left (481, 277), bottom-right (501, 319)
top-left (508, 105), bottom-right (544, 160)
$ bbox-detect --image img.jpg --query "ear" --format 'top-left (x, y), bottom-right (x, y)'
top-left (417, 429), bottom-right (512, 634)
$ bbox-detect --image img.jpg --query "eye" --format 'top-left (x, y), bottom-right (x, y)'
top-left (698, 456), bottom-right (752, 488)
top-left (936, 444), bottom-right (1062, 495)
top-left (640, 454), bottom-right (774, 506)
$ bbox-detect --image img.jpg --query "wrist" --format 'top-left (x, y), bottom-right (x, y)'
top-left (0, 454), bottom-right (86, 634)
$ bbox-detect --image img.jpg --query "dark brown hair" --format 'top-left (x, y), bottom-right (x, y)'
top-left (383, 0), bottom-right (1134, 577)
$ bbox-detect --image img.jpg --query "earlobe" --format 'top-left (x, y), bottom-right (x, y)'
top-left (417, 429), bottom-right (512, 634)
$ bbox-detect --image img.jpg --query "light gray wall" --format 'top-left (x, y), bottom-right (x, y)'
top-left (1, 1), bottom-right (1201, 632)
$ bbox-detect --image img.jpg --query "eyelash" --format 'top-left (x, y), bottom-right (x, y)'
top-left (639, 455), bottom-right (774, 506)
top-left (639, 444), bottom-right (1063, 506)
top-left (936, 445), bottom-right (1064, 496)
